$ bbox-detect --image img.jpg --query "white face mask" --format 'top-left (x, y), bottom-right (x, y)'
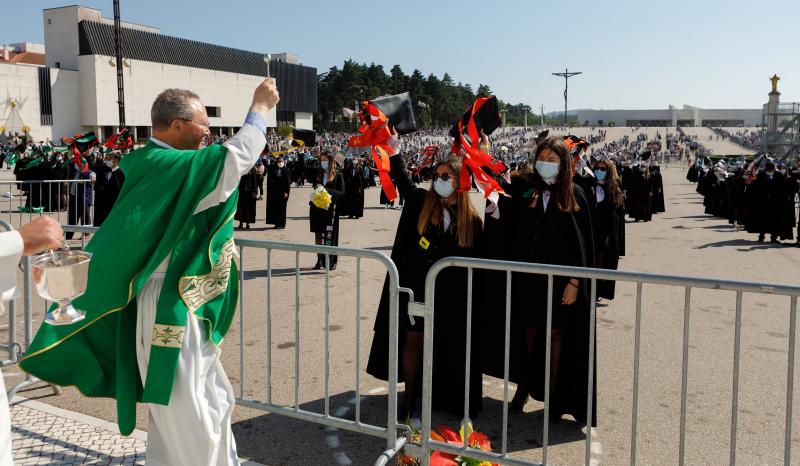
top-left (277, 162), bottom-right (285, 168)
top-left (433, 178), bottom-right (455, 198)
top-left (535, 160), bottom-right (560, 185)
top-left (104, 160), bottom-right (114, 168)
top-left (55, 156), bottom-right (63, 162)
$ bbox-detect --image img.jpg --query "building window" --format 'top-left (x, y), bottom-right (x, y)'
top-left (206, 106), bottom-right (221, 118)
top-left (38, 68), bottom-right (53, 126)
top-left (48, 18), bottom-right (51, 24)
top-left (136, 126), bottom-right (150, 141)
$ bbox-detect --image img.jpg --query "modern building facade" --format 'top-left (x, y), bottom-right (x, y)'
top-left (577, 105), bottom-right (762, 128)
top-left (1, 5), bottom-right (317, 143)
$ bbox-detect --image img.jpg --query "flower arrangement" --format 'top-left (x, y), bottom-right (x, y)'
top-left (396, 421), bottom-right (498, 466)
top-left (310, 186), bottom-right (332, 210)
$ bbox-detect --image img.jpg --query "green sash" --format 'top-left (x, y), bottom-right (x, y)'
top-left (20, 141), bottom-right (242, 435)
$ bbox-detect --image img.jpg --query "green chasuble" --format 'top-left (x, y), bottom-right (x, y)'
top-left (20, 141), bottom-right (241, 436)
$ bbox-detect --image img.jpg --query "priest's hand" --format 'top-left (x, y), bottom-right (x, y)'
top-left (18, 216), bottom-right (63, 256)
top-left (250, 77), bottom-right (280, 120)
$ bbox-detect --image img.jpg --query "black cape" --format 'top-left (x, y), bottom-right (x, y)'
top-left (266, 165), bottom-right (292, 226)
top-left (482, 174), bottom-right (597, 426)
top-left (366, 155), bottom-right (483, 416)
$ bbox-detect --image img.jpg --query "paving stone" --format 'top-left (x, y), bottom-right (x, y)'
top-left (10, 404), bottom-right (146, 465)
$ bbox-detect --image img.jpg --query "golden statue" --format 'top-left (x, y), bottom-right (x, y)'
top-left (770, 74), bottom-right (780, 92)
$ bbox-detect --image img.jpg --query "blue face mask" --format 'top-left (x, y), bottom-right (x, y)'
top-left (434, 178), bottom-right (455, 198)
top-left (321, 161), bottom-right (329, 170)
top-left (535, 160), bottom-right (560, 184)
top-left (594, 169), bottom-right (607, 181)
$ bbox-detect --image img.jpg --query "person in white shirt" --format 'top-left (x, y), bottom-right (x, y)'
top-left (0, 216), bottom-right (64, 466)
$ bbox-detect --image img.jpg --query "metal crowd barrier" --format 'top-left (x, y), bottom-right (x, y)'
top-left (233, 238), bottom-right (404, 453)
top-left (404, 257), bottom-right (800, 466)
top-left (1, 179), bottom-right (94, 230)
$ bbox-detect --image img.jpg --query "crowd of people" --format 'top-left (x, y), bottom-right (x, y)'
top-left (4, 95), bottom-right (686, 439)
top-left (689, 154), bottom-right (800, 245)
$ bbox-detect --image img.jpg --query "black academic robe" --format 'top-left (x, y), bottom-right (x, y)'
top-left (746, 172), bottom-right (790, 239)
top-left (650, 167), bottom-right (665, 213)
top-left (366, 155), bottom-right (483, 417)
top-left (482, 174), bottom-right (597, 426)
top-left (266, 165), bottom-right (291, 226)
top-left (630, 167), bottom-right (653, 221)
top-left (341, 167), bottom-right (365, 217)
top-left (235, 168), bottom-right (259, 224)
top-left (92, 165), bottom-right (125, 227)
top-left (590, 184), bottom-right (620, 300)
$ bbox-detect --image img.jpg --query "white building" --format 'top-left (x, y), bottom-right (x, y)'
top-left (1, 5), bottom-right (317, 143)
top-left (577, 105), bottom-right (762, 127)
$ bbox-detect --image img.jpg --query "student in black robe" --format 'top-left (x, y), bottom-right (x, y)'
top-left (309, 152), bottom-right (345, 269)
top-left (91, 151), bottom-right (125, 227)
top-left (590, 159), bottom-right (623, 301)
top-left (747, 161), bottom-right (789, 243)
top-left (483, 136), bottom-right (596, 427)
top-left (65, 153), bottom-right (92, 239)
top-left (266, 156), bottom-right (291, 229)
top-left (629, 164), bottom-right (653, 222)
top-left (366, 153), bottom-right (484, 420)
top-left (235, 165), bottom-right (259, 229)
top-left (341, 158), bottom-right (365, 218)
top-left (649, 165), bottom-right (665, 213)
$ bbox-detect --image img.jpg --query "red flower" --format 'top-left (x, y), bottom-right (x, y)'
top-left (468, 431), bottom-right (492, 452)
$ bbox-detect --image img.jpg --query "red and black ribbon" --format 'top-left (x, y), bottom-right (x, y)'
top-left (450, 96), bottom-right (507, 197)
top-left (347, 102), bottom-right (398, 202)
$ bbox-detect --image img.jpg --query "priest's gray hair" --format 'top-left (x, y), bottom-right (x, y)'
top-left (151, 89), bottom-right (201, 130)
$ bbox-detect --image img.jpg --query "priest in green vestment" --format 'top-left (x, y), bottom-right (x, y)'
top-left (20, 78), bottom-right (279, 466)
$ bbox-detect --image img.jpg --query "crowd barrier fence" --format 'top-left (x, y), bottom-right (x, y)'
top-left (1, 179), bottom-right (94, 231)
top-left (5, 224), bottom-right (800, 466)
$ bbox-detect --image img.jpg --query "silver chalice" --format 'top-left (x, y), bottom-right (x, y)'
top-left (31, 250), bottom-right (92, 325)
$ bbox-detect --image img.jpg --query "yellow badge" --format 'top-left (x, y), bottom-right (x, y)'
top-left (418, 236), bottom-right (430, 250)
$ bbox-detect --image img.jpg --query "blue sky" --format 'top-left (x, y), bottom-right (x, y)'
top-left (6, 0), bottom-right (800, 111)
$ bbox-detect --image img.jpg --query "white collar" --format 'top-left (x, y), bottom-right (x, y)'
top-left (150, 136), bottom-right (174, 150)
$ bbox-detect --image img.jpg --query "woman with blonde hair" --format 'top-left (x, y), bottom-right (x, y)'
top-left (309, 151), bottom-right (345, 269)
top-left (367, 147), bottom-right (484, 421)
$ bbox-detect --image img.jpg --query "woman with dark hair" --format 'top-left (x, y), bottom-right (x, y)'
top-left (483, 136), bottom-right (596, 427)
top-left (590, 158), bottom-right (624, 300)
top-left (309, 151), bottom-right (345, 269)
top-left (265, 156), bottom-right (291, 229)
top-left (235, 165), bottom-right (259, 230)
top-left (341, 158), bottom-right (365, 219)
top-left (367, 149), bottom-right (484, 420)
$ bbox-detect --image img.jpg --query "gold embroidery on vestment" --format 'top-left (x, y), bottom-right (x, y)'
top-left (151, 324), bottom-right (185, 348)
top-left (178, 239), bottom-right (235, 313)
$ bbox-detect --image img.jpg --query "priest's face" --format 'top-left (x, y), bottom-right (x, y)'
top-left (174, 99), bottom-right (211, 150)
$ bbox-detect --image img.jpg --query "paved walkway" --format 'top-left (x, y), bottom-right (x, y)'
top-left (10, 396), bottom-right (146, 466)
top-left (9, 395), bottom-right (264, 466)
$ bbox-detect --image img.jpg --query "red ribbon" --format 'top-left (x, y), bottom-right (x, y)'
top-left (451, 97), bottom-right (507, 197)
top-left (347, 103), bottom-right (398, 202)
top-left (414, 145), bottom-right (439, 175)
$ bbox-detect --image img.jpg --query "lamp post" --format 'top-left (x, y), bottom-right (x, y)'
top-left (113, 0), bottom-right (126, 128)
top-left (552, 68), bottom-right (581, 126)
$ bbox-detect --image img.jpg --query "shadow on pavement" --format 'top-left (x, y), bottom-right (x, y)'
top-left (233, 390), bottom-right (588, 465)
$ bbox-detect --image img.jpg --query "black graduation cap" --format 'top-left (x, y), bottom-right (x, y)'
top-left (536, 129), bottom-right (550, 142)
top-left (449, 95), bottom-right (501, 140)
top-left (291, 128), bottom-right (316, 147)
top-left (73, 131), bottom-right (98, 153)
top-left (640, 151), bottom-right (652, 161)
top-left (369, 92), bottom-right (417, 135)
